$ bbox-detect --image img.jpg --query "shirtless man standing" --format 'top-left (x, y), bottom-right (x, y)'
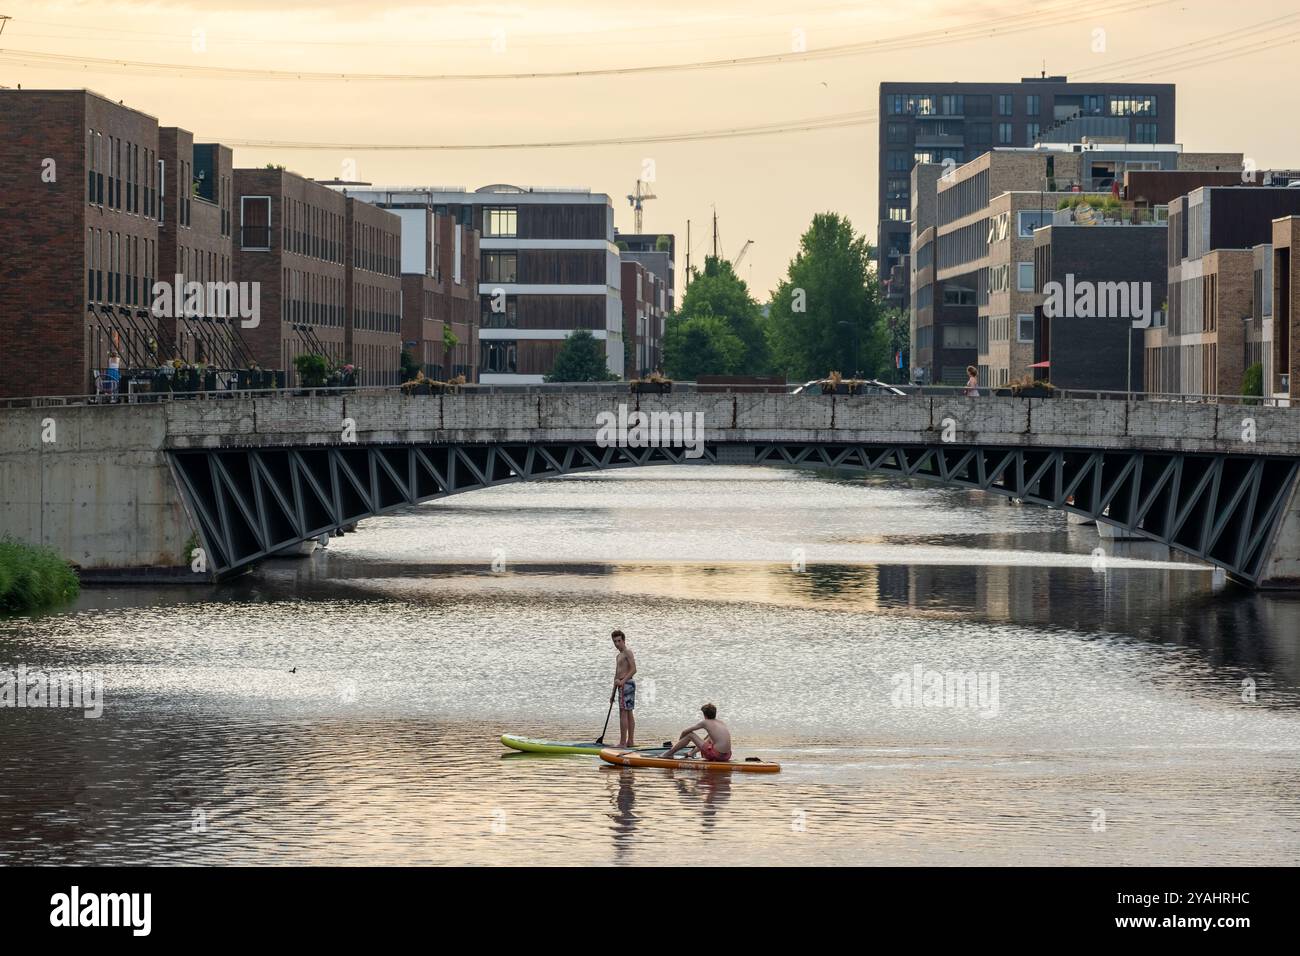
top-left (662, 703), bottom-right (732, 762)
top-left (611, 630), bottom-right (637, 748)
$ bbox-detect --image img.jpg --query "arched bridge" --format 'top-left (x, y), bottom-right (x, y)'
top-left (6, 389), bottom-right (1300, 587)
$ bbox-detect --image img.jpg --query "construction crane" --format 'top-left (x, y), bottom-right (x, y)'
top-left (734, 239), bottom-right (754, 268)
top-left (627, 180), bottom-right (656, 233)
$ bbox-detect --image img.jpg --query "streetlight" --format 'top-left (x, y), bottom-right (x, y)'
top-left (837, 320), bottom-right (860, 378)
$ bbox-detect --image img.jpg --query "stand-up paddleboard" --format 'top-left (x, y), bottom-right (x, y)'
top-left (500, 734), bottom-right (669, 756)
top-left (598, 747), bottom-right (781, 773)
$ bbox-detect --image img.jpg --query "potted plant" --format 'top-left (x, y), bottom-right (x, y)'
top-left (630, 371), bottom-right (673, 394)
top-left (820, 371), bottom-right (844, 395)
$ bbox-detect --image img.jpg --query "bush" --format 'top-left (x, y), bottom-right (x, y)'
top-left (0, 537), bottom-right (79, 613)
top-left (294, 353), bottom-right (331, 388)
top-left (1243, 362), bottom-right (1263, 404)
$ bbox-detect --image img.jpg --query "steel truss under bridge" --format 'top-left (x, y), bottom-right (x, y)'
top-left (169, 441), bottom-right (1299, 583)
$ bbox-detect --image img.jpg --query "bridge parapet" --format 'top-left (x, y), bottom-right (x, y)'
top-left (147, 392), bottom-right (1300, 458)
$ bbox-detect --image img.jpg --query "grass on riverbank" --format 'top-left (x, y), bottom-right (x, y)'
top-left (0, 537), bottom-right (80, 613)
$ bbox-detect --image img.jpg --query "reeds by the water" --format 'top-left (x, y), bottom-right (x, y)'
top-left (0, 537), bottom-right (80, 613)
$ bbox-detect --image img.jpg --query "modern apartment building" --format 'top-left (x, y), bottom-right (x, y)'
top-left (615, 231), bottom-right (676, 313)
top-left (1145, 187), bottom-right (1300, 399)
top-left (156, 127), bottom-right (244, 368)
top-left (392, 204), bottom-right (480, 381)
top-left (0, 89), bottom-right (165, 397)
top-left (233, 167), bottom-right (350, 382)
top-left (879, 77), bottom-right (1176, 310)
top-left (620, 259), bottom-right (666, 377)
top-left (915, 143), bottom-right (1240, 387)
top-left (1032, 211), bottom-right (1167, 392)
top-left (343, 185), bottom-right (622, 384)
top-left (343, 197), bottom-right (403, 386)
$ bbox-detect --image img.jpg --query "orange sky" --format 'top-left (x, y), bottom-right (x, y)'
top-left (3, 0), bottom-right (1298, 297)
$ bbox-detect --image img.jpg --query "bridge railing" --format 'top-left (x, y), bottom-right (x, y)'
top-left (0, 382), bottom-right (1292, 408)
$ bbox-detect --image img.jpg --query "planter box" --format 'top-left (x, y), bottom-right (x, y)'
top-left (1011, 387), bottom-right (1053, 398)
top-left (632, 381), bottom-right (672, 394)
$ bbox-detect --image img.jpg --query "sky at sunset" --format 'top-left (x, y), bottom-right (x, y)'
top-left (4, 0), bottom-right (1298, 297)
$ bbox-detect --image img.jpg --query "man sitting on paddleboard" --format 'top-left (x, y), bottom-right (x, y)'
top-left (612, 630), bottom-right (637, 748)
top-left (662, 703), bottom-right (732, 762)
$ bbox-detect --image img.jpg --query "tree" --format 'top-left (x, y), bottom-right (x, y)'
top-left (765, 213), bottom-right (887, 381)
top-left (546, 329), bottom-right (617, 383)
top-left (663, 311), bottom-right (746, 380)
top-left (677, 256), bottom-right (768, 373)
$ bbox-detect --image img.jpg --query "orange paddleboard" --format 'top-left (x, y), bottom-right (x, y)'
top-left (598, 747), bottom-right (781, 773)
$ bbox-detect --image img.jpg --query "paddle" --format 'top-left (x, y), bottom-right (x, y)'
top-left (594, 683), bottom-right (617, 746)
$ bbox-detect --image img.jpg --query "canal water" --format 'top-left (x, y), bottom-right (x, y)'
top-left (2, 466), bottom-right (1298, 865)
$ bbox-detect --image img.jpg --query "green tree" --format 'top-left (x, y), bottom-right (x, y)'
top-left (546, 329), bottom-right (617, 383)
top-left (663, 311), bottom-right (746, 380)
top-left (677, 256), bottom-right (768, 373)
top-left (765, 213), bottom-right (886, 381)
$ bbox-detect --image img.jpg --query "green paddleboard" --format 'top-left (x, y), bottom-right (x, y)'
top-left (500, 734), bottom-right (668, 756)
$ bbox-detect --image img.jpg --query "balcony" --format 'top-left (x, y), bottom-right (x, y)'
top-left (914, 132), bottom-right (965, 148)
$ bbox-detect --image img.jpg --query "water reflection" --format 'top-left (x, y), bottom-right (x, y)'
top-left (2, 466), bottom-right (1299, 865)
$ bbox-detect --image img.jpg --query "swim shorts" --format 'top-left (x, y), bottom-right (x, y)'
top-left (619, 679), bottom-right (636, 711)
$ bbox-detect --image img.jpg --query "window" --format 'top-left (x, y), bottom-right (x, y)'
top-left (998, 94), bottom-right (1014, 116)
top-left (1018, 210), bottom-right (1051, 237)
top-left (1027, 123), bottom-right (1040, 143)
top-left (887, 122), bottom-right (909, 143)
top-left (1136, 122), bottom-right (1159, 144)
top-left (942, 324), bottom-right (977, 348)
top-left (1017, 262), bottom-right (1035, 292)
top-left (1026, 94), bottom-right (1040, 116)
top-left (1083, 94), bottom-right (1104, 115)
top-left (1109, 94), bottom-right (1157, 116)
top-left (241, 196), bottom-right (272, 249)
top-left (968, 123), bottom-right (991, 145)
top-left (940, 94), bottom-right (964, 116)
top-left (888, 206), bottom-right (908, 221)
top-left (482, 296), bottom-right (518, 328)
top-left (997, 123), bottom-right (1013, 145)
top-left (483, 206), bottom-right (518, 238)
top-left (480, 340), bottom-right (518, 373)
top-left (482, 252), bottom-right (517, 283)
top-left (887, 151), bottom-right (911, 172)
top-left (1017, 314), bottom-right (1035, 343)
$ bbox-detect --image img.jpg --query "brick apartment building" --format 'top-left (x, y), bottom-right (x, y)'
top-left (879, 77), bottom-right (1176, 311)
top-left (343, 185), bottom-right (622, 384)
top-left (620, 259), bottom-right (666, 377)
top-left (0, 89), bottom-right (166, 397)
top-left (390, 204), bottom-right (480, 381)
top-left (233, 167), bottom-right (349, 382)
top-left (615, 231), bottom-right (676, 313)
top-left (156, 127), bottom-right (244, 367)
top-left (344, 197), bottom-right (403, 386)
top-left (1145, 186), bottom-right (1300, 399)
top-left (913, 143), bottom-right (1240, 387)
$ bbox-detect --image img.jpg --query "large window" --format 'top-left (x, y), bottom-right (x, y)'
top-left (1017, 314), bottom-right (1035, 343)
top-left (1109, 94), bottom-right (1157, 116)
top-left (240, 196), bottom-right (271, 250)
top-left (887, 123), bottom-right (910, 143)
top-left (1026, 94), bottom-right (1040, 116)
top-left (483, 206), bottom-right (518, 238)
top-left (1018, 210), bottom-right (1051, 237)
top-left (1136, 122), bottom-right (1159, 143)
top-left (998, 94), bottom-right (1014, 116)
top-left (482, 252), bottom-right (517, 283)
top-left (1027, 123), bottom-right (1040, 143)
top-left (997, 123), bottom-right (1013, 145)
top-left (480, 340), bottom-right (518, 373)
